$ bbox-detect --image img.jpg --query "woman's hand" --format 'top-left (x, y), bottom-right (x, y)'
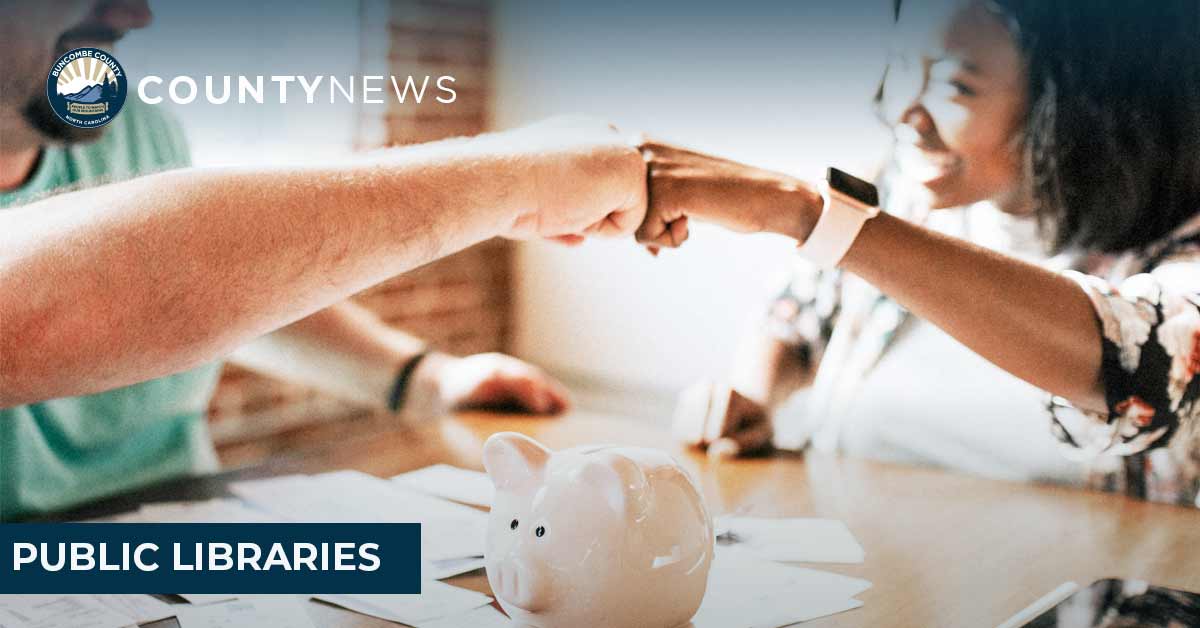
top-left (673, 381), bottom-right (773, 458)
top-left (637, 140), bottom-right (823, 250)
top-left (410, 352), bottom-right (571, 417)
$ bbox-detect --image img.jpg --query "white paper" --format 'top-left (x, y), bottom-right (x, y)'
top-left (177, 595), bottom-right (236, 606)
top-left (90, 595), bottom-right (176, 624)
top-left (231, 471), bottom-right (489, 562)
top-left (417, 604), bottom-right (511, 627)
top-left (313, 581), bottom-right (492, 625)
top-left (83, 499), bottom-right (276, 524)
top-left (689, 548), bottom-right (869, 628)
top-left (0, 595), bottom-right (135, 628)
top-left (425, 556), bottom-right (487, 580)
top-left (693, 596), bottom-right (863, 628)
top-left (175, 596), bottom-right (314, 628)
top-left (392, 465), bottom-right (494, 508)
top-left (711, 547), bottom-right (871, 600)
top-left (716, 516), bottom-right (865, 563)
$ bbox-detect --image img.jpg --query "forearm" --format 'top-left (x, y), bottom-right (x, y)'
top-left (840, 212), bottom-right (1105, 409)
top-left (639, 141), bottom-right (1106, 411)
top-left (0, 137), bottom-right (524, 406)
top-left (228, 301), bottom-right (427, 409)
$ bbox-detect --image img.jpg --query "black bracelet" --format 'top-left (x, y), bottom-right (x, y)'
top-left (387, 351), bottom-right (431, 413)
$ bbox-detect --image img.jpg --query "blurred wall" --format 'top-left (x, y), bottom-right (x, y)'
top-left (492, 1), bottom-right (894, 398)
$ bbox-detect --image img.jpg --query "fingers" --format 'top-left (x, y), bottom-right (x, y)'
top-left (448, 353), bottom-right (570, 415)
top-left (708, 421), bottom-right (773, 460)
top-left (530, 372), bottom-right (572, 414)
top-left (484, 369), bottom-right (570, 415)
top-left (635, 142), bottom-right (691, 250)
top-left (674, 382), bottom-right (773, 458)
top-left (668, 215), bottom-right (690, 246)
top-left (548, 234), bottom-right (586, 246)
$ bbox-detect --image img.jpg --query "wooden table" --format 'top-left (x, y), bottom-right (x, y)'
top-left (48, 411), bottom-right (1200, 628)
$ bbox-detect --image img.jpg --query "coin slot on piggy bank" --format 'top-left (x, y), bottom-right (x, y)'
top-left (482, 432), bottom-right (714, 628)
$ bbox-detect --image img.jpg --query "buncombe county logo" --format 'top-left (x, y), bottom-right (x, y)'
top-left (46, 47), bottom-right (127, 128)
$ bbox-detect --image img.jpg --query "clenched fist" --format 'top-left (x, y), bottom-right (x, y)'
top-left (496, 117), bottom-right (648, 242)
top-left (636, 140), bottom-right (822, 251)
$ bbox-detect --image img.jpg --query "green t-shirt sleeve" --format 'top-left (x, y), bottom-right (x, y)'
top-left (108, 98), bottom-right (193, 172)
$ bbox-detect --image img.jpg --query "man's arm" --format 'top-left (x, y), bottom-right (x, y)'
top-left (227, 301), bottom-right (424, 410)
top-left (0, 118), bottom-right (645, 406)
top-left (227, 301), bottom-right (570, 418)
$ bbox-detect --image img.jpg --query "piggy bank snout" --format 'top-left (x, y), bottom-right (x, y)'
top-left (488, 558), bottom-right (547, 612)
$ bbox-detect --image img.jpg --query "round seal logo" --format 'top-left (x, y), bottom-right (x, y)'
top-left (46, 47), bottom-right (127, 129)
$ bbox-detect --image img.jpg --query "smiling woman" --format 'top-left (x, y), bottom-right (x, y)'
top-left (878, 0), bottom-right (1029, 214)
top-left (641, 0), bottom-right (1200, 506)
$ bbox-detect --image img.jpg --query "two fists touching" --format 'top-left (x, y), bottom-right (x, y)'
top-left (487, 117), bottom-right (810, 453)
top-left (500, 117), bottom-right (823, 251)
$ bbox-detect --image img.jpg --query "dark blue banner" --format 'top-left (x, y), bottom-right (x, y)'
top-left (0, 523), bottom-right (421, 594)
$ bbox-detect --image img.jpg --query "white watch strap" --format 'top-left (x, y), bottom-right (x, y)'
top-left (795, 180), bottom-right (879, 269)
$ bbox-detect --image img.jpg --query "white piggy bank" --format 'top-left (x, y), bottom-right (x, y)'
top-left (482, 432), bottom-right (714, 628)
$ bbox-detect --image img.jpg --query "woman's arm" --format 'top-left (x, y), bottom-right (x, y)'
top-left (841, 212), bottom-right (1104, 410)
top-left (0, 118), bottom-right (645, 407)
top-left (639, 141), bottom-right (1106, 411)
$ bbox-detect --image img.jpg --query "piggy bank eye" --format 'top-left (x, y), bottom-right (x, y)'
top-left (509, 519), bottom-right (519, 531)
top-left (534, 525), bottom-right (547, 539)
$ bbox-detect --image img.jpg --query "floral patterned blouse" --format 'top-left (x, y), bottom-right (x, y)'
top-left (766, 207), bottom-right (1200, 506)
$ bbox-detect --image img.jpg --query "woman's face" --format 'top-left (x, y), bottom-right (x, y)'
top-left (880, 0), bottom-right (1029, 212)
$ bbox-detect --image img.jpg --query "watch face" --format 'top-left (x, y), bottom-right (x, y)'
top-left (827, 167), bottom-right (879, 207)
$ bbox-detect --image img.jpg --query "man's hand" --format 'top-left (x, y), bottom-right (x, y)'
top-left (673, 381), bottom-right (773, 458)
top-left (636, 140), bottom-right (822, 250)
top-left (411, 352), bottom-right (570, 417)
top-left (497, 117), bottom-right (648, 242)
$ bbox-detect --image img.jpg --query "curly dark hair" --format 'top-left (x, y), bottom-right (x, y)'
top-left (889, 0), bottom-right (1200, 253)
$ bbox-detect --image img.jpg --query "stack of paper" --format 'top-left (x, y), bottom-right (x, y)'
top-left (174, 596), bottom-right (314, 628)
top-left (692, 547), bottom-right (871, 627)
top-left (715, 516), bottom-right (866, 564)
top-left (0, 594), bottom-right (177, 628)
top-left (176, 595), bottom-right (236, 606)
top-left (54, 468), bottom-right (874, 628)
top-left (392, 465), bottom-right (494, 508)
top-left (84, 498), bottom-right (277, 524)
top-left (419, 605), bottom-right (512, 628)
top-left (312, 581), bottom-right (494, 626)
top-left (231, 471), bottom-right (489, 579)
top-left (91, 594), bottom-right (177, 624)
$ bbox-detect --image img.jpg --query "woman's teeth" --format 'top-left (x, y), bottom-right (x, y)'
top-left (896, 142), bottom-right (960, 182)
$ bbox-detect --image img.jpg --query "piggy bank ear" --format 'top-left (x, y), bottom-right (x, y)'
top-left (483, 432), bottom-right (551, 490)
top-left (575, 454), bottom-right (649, 518)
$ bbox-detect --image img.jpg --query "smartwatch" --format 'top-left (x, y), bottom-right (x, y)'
top-left (795, 167), bottom-right (881, 269)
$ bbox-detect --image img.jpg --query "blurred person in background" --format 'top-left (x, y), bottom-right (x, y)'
top-left (0, 1), bottom-right (643, 520)
top-left (645, 0), bottom-right (1200, 505)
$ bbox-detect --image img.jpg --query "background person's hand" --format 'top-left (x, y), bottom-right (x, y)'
top-left (673, 380), bottom-right (773, 458)
top-left (637, 140), bottom-right (822, 251)
top-left (411, 352), bottom-right (571, 417)
top-left (497, 116), bottom-right (648, 242)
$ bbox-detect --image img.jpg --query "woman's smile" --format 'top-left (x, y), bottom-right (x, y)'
top-left (893, 127), bottom-right (963, 188)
